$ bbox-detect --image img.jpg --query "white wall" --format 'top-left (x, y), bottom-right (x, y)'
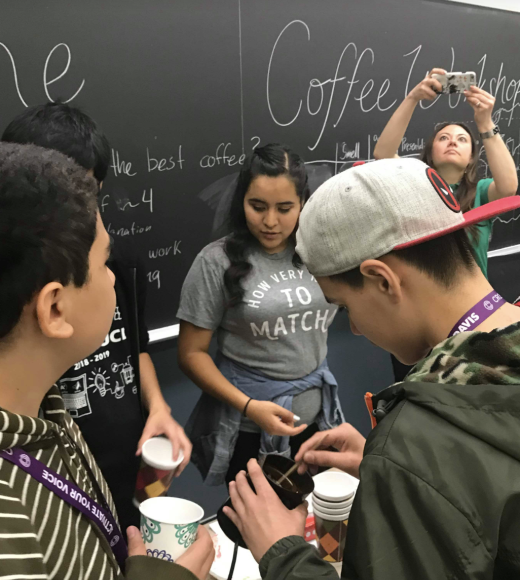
top-left (447, 0), bottom-right (520, 13)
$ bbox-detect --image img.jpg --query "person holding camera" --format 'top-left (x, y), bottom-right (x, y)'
top-left (374, 67), bottom-right (517, 278)
top-left (374, 67), bottom-right (518, 381)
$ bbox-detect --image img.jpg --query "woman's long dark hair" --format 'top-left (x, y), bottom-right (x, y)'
top-left (224, 143), bottom-right (310, 307)
top-left (422, 121), bottom-right (480, 239)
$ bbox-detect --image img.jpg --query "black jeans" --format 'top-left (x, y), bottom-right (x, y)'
top-left (225, 423), bottom-right (320, 486)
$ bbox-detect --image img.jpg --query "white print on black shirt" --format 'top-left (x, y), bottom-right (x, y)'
top-left (58, 355), bottom-right (136, 418)
top-left (57, 302), bottom-right (137, 418)
top-left (247, 269), bottom-right (336, 341)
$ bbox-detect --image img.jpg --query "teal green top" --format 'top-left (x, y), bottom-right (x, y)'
top-left (450, 178), bottom-right (493, 279)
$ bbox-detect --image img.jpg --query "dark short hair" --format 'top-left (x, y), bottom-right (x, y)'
top-left (0, 142), bottom-right (98, 342)
top-left (330, 230), bottom-right (477, 289)
top-left (2, 103), bottom-right (111, 183)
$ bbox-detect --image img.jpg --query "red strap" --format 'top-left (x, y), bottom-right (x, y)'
top-left (364, 392), bottom-right (377, 430)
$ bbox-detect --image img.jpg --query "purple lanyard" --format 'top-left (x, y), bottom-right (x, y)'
top-left (0, 447), bottom-right (128, 571)
top-left (448, 290), bottom-right (506, 338)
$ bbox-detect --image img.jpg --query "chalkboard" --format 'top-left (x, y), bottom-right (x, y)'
top-left (0, 0), bottom-right (519, 331)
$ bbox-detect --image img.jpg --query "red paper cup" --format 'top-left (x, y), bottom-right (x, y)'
top-left (134, 437), bottom-right (184, 506)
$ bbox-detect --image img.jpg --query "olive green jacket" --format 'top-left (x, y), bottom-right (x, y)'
top-left (260, 323), bottom-right (520, 579)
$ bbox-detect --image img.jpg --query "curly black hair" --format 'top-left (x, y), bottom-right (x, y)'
top-left (0, 142), bottom-right (98, 341)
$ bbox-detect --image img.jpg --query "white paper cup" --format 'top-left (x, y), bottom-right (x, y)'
top-left (312, 493), bottom-right (354, 511)
top-left (134, 438), bottom-right (184, 506)
top-left (313, 501), bottom-right (352, 517)
top-left (139, 497), bottom-right (204, 562)
top-left (312, 471), bottom-right (358, 502)
top-left (313, 504), bottom-right (351, 521)
top-left (142, 437), bottom-right (184, 470)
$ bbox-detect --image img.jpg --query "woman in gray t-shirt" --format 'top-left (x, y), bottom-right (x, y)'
top-left (177, 144), bottom-right (344, 486)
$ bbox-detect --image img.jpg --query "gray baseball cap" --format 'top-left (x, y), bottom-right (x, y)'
top-left (296, 158), bottom-right (520, 277)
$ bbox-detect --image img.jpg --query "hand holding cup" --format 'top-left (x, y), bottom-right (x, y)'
top-left (223, 459), bottom-right (309, 562)
top-left (127, 525), bottom-right (214, 580)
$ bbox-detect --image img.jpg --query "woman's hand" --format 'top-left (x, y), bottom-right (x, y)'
top-left (246, 400), bottom-right (307, 437)
top-left (137, 408), bottom-right (192, 477)
top-left (407, 68), bottom-right (445, 103)
top-left (465, 85), bottom-right (496, 133)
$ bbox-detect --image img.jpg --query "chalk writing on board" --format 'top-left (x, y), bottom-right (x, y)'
top-left (268, 22), bottom-right (520, 153)
top-left (111, 150), bottom-right (137, 177)
top-left (44, 43), bottom-right (85, 104)
top-left (0, 42), bottom-right (84, 107)
top-left (116, 198), bottom-right (139, 212)
top-left (200, 143), bottom-right (246, 168)
top-left (338, 142), bottom-right (360, 161)
top-left (147, 145), bottom-right (184, 172)
top-left (480, 58), bottom-right (520, 126)
top-left (401, 138), bottom-right (425, 153)
top-left (267, 20), bottom-right (396, 151)
top-left (147, 270), bottom-right (161, 289)
top-left (494, 212), bottom-right (520, 226)
top-left (406, 47), bottom-right (520, 126)
top-left (100, 195), bottom-right (110, 213)
top-left (149, 242), bottom-right (182, 259)
top-left (305, 135), bottom-right (421, 174)
top-left (107, 223), bottom-right (152, 237)
top-left (113, 189), bottom-right (153, 213)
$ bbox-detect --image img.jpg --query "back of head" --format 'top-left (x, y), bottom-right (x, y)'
top-left (332, 229), bottom-right (477, 290)
top-left (296, 158), bottom-right (520, 364)
top-left (296, 158), bottom-right (520, 287)
top-left (2, 103), bottom-right (111, 183)
top-left (0, 142), bottom-right (98, 344)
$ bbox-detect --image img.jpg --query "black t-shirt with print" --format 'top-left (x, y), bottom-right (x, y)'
top-left (56, 271), bottom-right (145, 532)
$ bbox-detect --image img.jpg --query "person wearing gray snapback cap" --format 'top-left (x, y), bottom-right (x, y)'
top-left (223, 158), bottom-right (520, 580)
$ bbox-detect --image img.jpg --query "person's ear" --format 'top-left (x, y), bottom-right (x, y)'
top-left (359, 259), bottom-right (403, 303)
top-left (35, 283), bottom-right (74, 339)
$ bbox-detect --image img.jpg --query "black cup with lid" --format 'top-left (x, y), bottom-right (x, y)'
top-left (217, 454), bottom-right (314, 548)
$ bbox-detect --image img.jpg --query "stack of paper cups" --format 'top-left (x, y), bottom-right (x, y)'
top-left (311, 471), bottom-right (359, 563)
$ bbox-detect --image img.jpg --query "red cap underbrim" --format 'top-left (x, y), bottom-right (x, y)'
top-left (395, 196), bottom-right (520, 250)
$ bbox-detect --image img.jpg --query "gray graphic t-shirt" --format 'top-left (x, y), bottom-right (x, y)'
top-left (177, 237), bottom-right (337, 381)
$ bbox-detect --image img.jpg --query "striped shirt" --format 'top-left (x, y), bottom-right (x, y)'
top-left (0, 387), bottom-right (195, 580)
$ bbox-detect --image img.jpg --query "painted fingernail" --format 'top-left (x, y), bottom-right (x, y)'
top-left (293, 415), bottom-right (301, 422)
